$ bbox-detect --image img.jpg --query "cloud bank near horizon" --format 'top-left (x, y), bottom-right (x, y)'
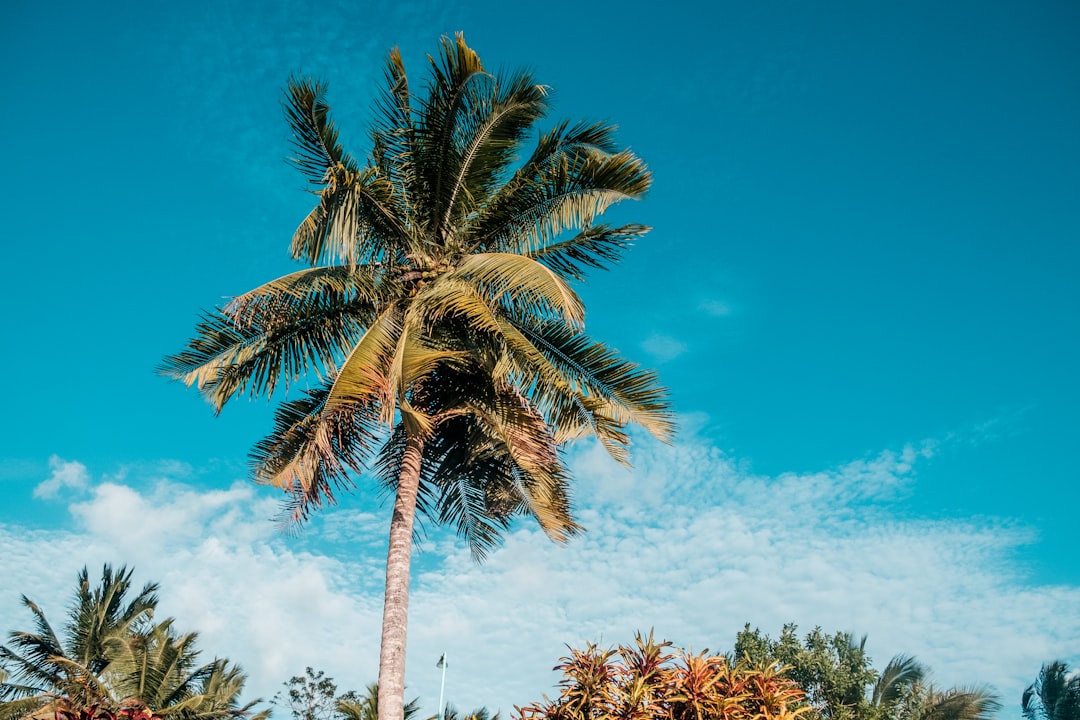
top-left (3, 429), bottom-right (1077, 716)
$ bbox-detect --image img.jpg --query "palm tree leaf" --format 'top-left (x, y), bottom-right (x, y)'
top-left (371, 47), bottom-right (414, 181)
top-left (527, 223), bottom-right (649, 282)
top-left (435, 71), bottom-right (550, 240)
top-left (448, 253), bottom-right (584, 328)
top-left (283, 77), bottom-right (357, 183)
top-left (871, 655), bottom-right (926, 708)
top-left (324, 304), bottom-right (403, 418)
top-left (520, 319), bottom-right (674, 442)
top-left (414, 33), bottom-right (490, 240)
top-left (466, 124), bottom-right (651, 253)
top-left (250, 381), bottom-right (380, 528)
top-left (284, 77), bottom-right (417, 266)
top-left (919, 686), bottom-right (1001, 720)
top-left (159, 268), bottom-right (379, 412)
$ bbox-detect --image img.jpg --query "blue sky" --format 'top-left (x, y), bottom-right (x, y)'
top-left (2, 0), bottom-right (1078, 716)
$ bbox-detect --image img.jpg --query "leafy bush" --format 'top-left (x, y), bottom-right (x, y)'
top-left (517, 632), bottom-right (809, 720)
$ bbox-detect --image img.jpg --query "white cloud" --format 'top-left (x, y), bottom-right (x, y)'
top-left (34, 456), bottom-right (91, 499)
top-left (2, 434), bottom-right (1078, 718)
top-left (640, 334), bottom-right (688, 362)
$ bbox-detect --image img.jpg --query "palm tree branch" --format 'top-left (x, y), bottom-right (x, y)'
top-left (519, 320), bottom-right (674, 441)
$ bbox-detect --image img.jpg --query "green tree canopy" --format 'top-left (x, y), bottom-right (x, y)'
top-left (734, 624), bottom-right (998, 720)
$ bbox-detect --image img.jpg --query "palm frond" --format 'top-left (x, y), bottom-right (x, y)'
top-left (466, 123), bottom-right (650, 253)
top-left (520, 319), bottom-right (674, 442)
top-left (283, 77), bottom-right (357, 183)
top-left (435, 70), bottom-right (549, 241)
top-left (918, 686), bottom-right (1001, 720)
top-left (449, 253), bottom-right (584, 328)
top-left (414, 33), bottom-right (490, 241)
top-left (324, 304), bottom-right (404, 420)
top-left (159, 268), bottom-right (379, 411)
top-left (872, 655), bottom-right (926, 708)
top-left (527, 223), bottom-right (649, 282)
top-left (371, 48), bottom-right (416, 222)
top-left (250, 380), bottom-right (381, 529)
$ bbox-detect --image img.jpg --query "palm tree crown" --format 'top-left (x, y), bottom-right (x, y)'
top-left (0, 566), bottom-right (263, 720)
top-left (1024, 662), bottom-right (1080, 720)
top-left (162, 32), bottom-right (672, 720)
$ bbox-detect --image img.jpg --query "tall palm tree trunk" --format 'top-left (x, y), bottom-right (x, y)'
top-left (377, 434), bottom-right (425, 720)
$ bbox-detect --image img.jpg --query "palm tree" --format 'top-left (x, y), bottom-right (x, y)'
top-left (1023, 662), bottom-right (1080, 720)
top-left (335, 684), bottom-right (421, 720)
top-left (867, 656), bottom-right (926, 720)
top-left (439, 704), bottom-right (499, 720)
top-left (0, 566), bottom-right (263, 720)
top-left (868, 657), bottom-right (998, 720)
top-left (0, 565), bottom-right (159, 717)
top-left (161, 33), bottom-right (672, 720)
top-left (105, 620), bottom-right (264, 720)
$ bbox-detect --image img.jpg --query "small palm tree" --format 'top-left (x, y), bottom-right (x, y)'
top-left (162, 32), bottom-right (672, 720)
top-left (106, 621), bottom-right (262, 720)
top-left (1023, 662), bottom-right (1080, 720)
top-left (335, 685), bottom-right (420, 720)
top-left (0, 565), bottom-right (158, 717)
top-left (438, 704), bottom-right (499, 720)
top-left (869, 655), bottom-right (998, 720)
top-left (0, 566), bottom-right (263, 720)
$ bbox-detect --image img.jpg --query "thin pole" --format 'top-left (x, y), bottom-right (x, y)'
top-left (437, 653), bottom-right (448, 720)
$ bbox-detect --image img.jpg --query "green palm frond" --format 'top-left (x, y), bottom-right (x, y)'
top-left (2, 599), bottom-right (66, 692)
top-left (69, 566), bottom-right (158, 673)
top-left (419, 418), bottom-right (516, 561)
top-left (291, 167), bottom-right (412, 268)
top-left (467, 123), bottom-right (651, 253)
top-left (448, 253), bottom-right (584, 328)
top-left (917, 686), bottom-right (1001, 720)
top-left (434, 71), bottom-right (549, 240)
top-left (0, 694), bottom-right (50, 720)
top-left (158, 269), bottom-right (380, 411)
top-left (251, 381), bottom-right (380, 528)
top-left (872, 655), bottom-right (925, 709)
top-left (527, 223), bottom-right (649, 282)
top-left (284, 77), bottom-right (415, 266)
top-left (1024, 662), bottom-right (1080, 720)
top-left (415, 33), bottom-right (491, 240)
top-left (283, 78), bottom-right (357, 183)
top-left (371, 48), bottom-right (416, 203)
top-left (520, 319), bottom-right (674, 442)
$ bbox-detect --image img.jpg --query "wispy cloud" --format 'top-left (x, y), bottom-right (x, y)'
top-left (640, 334), bottom-right (688, 363)
top-left (33, 456), bottom-right (91, 499)
top-left (2, 432), bottom-right (1077, 717)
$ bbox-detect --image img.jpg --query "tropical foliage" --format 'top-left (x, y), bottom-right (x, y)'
top-left (335, 684), bottom-right (421, 720)
top-left (440, 705), bottom-right (499, 720)
top-left (517, 632), bottom-right (809, 720)
top-left (0, 565), bottom-right (264, 720)
top-left (1023, 662), bottom-right (1080, 720)
top-left (734, 625), bottom-right (999, 720)
top-left (162, 32), bottom-right (671, 720)
top-left (273, 668), bottom-right (344, 720)
top-left (272, 671), bottom-right (422, 720)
